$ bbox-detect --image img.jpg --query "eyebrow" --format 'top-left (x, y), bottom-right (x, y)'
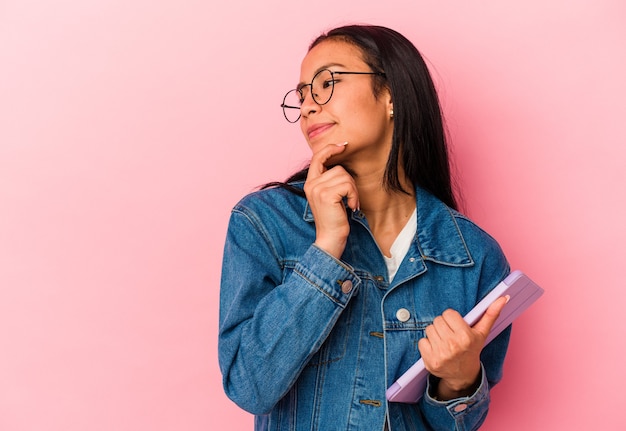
top-left (296, 62), bottom-right (347, 89)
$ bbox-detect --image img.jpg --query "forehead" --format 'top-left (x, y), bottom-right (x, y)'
top-left (299, 39), bottom-right (366, 80)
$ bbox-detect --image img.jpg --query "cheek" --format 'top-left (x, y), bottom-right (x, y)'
top-left (299, 121), bottom-right (312, 147)
top-left (346, 101), bottom-right (387, 134)
top-left (349, 92), bottom-right (385, 119)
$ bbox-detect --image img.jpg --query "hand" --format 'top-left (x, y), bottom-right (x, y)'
top-left (417, 295), bottom-right (509, 399)
top-left (303, 142), bottom-right (359, 259)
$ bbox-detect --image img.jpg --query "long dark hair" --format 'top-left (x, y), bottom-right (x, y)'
top-left (264, 24), bottom-right (459, 210)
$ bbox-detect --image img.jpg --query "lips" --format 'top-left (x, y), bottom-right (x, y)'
top-left (306, 122), bottom-right (334, 140)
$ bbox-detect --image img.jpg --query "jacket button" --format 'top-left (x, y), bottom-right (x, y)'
top-left (453, 403), bottom-right (468, 412)
top-left (341, 280), bottom-right (353, 293)
top-left (396, 308), bottom-right (411, 322)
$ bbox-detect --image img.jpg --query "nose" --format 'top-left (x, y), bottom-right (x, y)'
top-left (300, 87), bottom-right (318, 118)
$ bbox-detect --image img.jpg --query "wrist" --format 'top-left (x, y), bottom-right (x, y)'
top-left (433, 367), bottom-right (482, 401)
top-left (313, 238), bottom-right (346, 260)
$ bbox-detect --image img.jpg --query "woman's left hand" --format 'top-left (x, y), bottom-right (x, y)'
top-left (417, 295), bottom-right (509, 400)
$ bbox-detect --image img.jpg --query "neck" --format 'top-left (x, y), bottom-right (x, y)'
top-left (351, 166), bottom-right (416, 257)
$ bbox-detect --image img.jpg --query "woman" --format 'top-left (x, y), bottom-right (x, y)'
top-left (219, 25), bottom-right (511, 431)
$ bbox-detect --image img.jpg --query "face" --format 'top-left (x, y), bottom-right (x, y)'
top-left (297, 40), bottom-right (393, 167)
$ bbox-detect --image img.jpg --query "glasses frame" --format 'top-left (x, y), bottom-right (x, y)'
top-left (281, 69), bottom-right (386, 123)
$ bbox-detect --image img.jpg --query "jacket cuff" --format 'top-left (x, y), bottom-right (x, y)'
top-left (423, 363), bottom-right (490, 419)
top-left (292, 244), bottom-right (360, 307)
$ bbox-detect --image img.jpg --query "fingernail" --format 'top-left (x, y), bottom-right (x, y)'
top-left (336, 141), bottom-right (348, 146)
top-left (504, 295), bottom-right (511, 303)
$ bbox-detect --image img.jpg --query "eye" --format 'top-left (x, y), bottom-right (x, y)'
top-left (322, 79), bottom-right (337, 89)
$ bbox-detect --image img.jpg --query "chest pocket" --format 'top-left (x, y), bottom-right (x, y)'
top-left (384, 299), bottom-right (433, 356)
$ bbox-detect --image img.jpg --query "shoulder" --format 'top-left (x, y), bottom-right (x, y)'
top-left (225, 181), bottom-right (314, 260)
top-left (230, 181), bottom-right (308, 229)
top-left (451, 210), bottom-right (504, 256)
top-left (234, 181), bottom-right (305, 211)
top-left (415, 187), bottom-right (507, 270)
top-left (450, 210), bottom-right (510, 288)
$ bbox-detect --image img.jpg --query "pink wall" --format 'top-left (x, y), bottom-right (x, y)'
top-left (1, 1), bottom-right (624, 429)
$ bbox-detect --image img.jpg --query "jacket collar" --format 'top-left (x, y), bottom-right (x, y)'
top-left (302, 186), bottom-right (473, 266)
top-left (413, 187), bottom-right (473, 266)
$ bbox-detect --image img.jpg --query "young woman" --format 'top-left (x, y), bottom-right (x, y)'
top-left (219, 25), bottom-right (511, 431)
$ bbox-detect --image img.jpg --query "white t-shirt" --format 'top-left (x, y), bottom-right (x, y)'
top-left (383, 208), bottom-right (417, 283)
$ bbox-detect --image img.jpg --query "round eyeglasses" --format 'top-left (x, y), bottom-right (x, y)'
top-left (280, 69), bottom-right (386, 123)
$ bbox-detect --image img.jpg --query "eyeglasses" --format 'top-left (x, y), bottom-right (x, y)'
top-left (280, 68), bottom-right (386, 123)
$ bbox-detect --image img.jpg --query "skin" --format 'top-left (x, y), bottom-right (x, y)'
top-left (297, 39), bottom-right (508, 401)
top-left (299, 39), bottom-right (409, 258)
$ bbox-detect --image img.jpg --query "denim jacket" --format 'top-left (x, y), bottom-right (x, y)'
top-left (219, 182), bottom-right (511, 431)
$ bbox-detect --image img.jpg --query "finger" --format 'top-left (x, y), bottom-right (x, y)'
top-left (325, 166), bottom-right (359, 211)
top-left (307, 142), bottom-right (348, 179)
top-left (431, 313), bottom-right (455, 340)
top-left (472, 295), bottom-right (510, 338)
top-left (307, 165), bottom-right (360, 211)
top-left (422, 319), bottom-right (445, 353)
top-left (417, 336), bottom-right (432, 358)
top-left (423, 311), bottom-right (460, 358)
top-left (440, 309), bottom-right (464, 331)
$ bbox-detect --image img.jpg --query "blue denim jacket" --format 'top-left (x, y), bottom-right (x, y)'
top-left (219, 182), bottom-right (511, 431)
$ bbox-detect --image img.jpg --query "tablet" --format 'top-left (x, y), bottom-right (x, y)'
top-left (385, 270), bottom-right (544, 403)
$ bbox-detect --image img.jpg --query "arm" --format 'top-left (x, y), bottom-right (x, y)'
top-left (416, 228), bottom-right (512, 431)
top-left (220, 142), bottom-right (360, 415)
top-left (218, 208), bottom-right (359, 415)
top-left (417, 326), bottom-right (512, 430)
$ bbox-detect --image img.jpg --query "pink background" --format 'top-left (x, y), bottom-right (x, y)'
top-left (1, 1), bottom-right (624, 429)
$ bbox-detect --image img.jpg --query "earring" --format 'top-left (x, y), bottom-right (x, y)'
top-left (390, 109), bottom-right (394, 118)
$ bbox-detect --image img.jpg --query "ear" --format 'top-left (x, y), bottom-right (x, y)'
top-left (384, 89), bottom-right (393, 117)
top-left (385, 89), bottom-right (393, 108)
top-left (380, 86), bottom-right (393, 118)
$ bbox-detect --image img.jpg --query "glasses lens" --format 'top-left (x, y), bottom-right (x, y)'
top-left (311, 69), bottom-right (334, 105)
top-left (282, 89), bottom-right (302, 123)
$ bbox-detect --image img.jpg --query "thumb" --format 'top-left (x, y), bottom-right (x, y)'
top-left (472, 295), bottom-right (510, 339)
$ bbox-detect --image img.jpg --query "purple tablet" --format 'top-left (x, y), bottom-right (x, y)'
top-left (386, 270), bottom-right (544, 403)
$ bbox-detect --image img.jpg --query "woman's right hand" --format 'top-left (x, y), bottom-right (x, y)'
top-left (304, 142), bottom-right (360, 259)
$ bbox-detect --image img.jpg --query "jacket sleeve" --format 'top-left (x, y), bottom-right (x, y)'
top-left (218, 207), bottom-right (360, 415)
top-left (415, 242), bottom-right (512, 431)
top-left (417, 326), bottom-right (511, 430)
